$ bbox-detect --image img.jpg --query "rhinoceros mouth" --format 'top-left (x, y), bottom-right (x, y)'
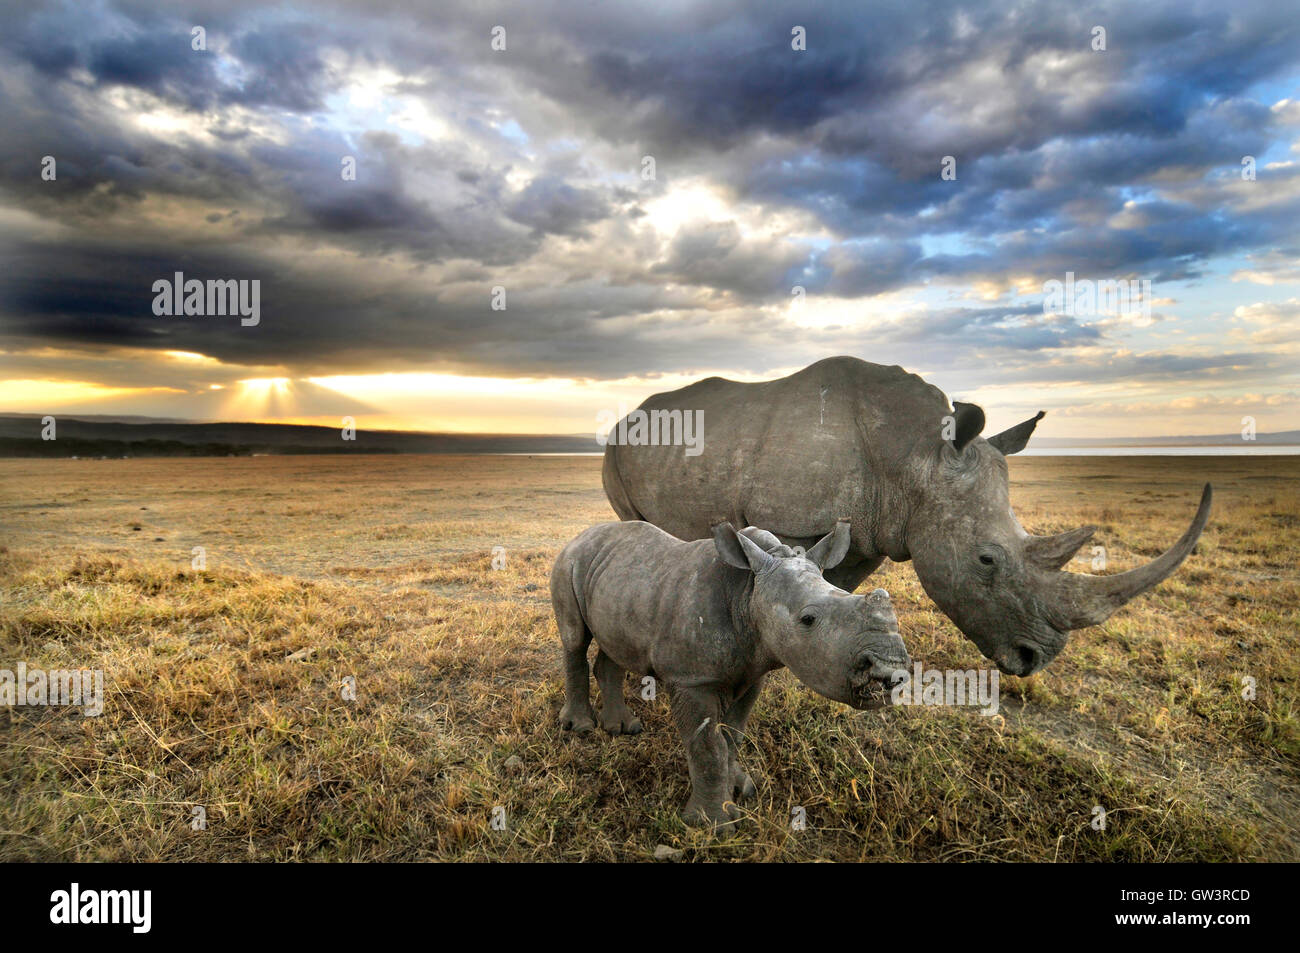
top-left (851, 675), bottom-right (897, 710)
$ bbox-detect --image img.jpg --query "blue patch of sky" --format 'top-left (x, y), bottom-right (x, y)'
top-left (1244, 70), bottom-right (1300, 166)
top-left (495, 118), bottom-right (529, 145)
top-left (918, 233), bottom-right (979, 258)
top-left (1242, 71), bottom-right (1300, 108)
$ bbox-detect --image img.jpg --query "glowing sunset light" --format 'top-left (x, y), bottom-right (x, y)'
top-left (0, 379), bottom-right (185, 409)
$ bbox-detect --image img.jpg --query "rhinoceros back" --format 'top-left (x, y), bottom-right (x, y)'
top-left (602, 357), bottom-right (947, 543)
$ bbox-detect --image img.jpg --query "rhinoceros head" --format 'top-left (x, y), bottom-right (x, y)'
top-left (905, 402), bottom-right (1212, 677)
top-left (714, 520), bottom-right (910, 709)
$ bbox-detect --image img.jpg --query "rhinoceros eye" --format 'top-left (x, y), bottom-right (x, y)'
top-left (799, 613), bottom-right (817, 627)
top-left (976, 546), bottom-right (1006, 578)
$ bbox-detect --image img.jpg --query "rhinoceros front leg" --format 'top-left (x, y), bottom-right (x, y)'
top-left (721, 676), bottom-right (764, 802)
top-left (594, 649), bottom-right (642, 735)
top-left (670, 686), bottom-right (739, 831)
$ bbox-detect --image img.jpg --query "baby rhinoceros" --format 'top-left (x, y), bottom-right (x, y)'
top-left (550, 517), bottom-right (910, 829)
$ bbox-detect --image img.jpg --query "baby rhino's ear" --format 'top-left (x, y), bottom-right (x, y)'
top-left (805, 518), bottom-right (852, 571)
top-left (713, 522), bottom-right (775, 574)
top-left (740, 526), bottom-right (784, 553)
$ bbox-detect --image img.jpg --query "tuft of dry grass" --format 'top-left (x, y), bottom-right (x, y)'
top-left (0, 454), bottom-right (1296, 861)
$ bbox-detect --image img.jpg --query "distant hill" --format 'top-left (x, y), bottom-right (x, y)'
top-left (0, 415), bottom-right (601, 457)
top-left (1, 414), bottom-right (1295, 458)
top-left (1031, 430), bottom-right (1300, 447)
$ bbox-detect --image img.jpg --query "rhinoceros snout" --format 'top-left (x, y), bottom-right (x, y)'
top-left (999, 642), bottom-right (1044, 677)
top-left (854, 649), bottom-right (907, 679)
top-left (849, 648), bottom-right (909, 709)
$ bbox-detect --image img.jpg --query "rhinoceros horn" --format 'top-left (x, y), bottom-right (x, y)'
top-left (1045, 483), bottom-right (1213, 630)
top-left (1025, 524), bottom-right (1097, 570)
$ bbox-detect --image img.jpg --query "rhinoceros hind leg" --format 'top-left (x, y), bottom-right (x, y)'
top-left (558, 647), bottom-right (596, 733)
top-left (554, 588), bottom-right (596, 734)
top-left (594, 649), bottom-right (642, 735)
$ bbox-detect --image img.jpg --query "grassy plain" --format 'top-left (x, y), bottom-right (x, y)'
top-left (0, 453), bottom-right (1296, 861)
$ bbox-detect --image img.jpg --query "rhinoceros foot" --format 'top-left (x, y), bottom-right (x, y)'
top-left (599, 710), bottom-right (643, 735)
top-left (682, 797), bottom-right (741, 832)
top-left (558, 703), bottom-right (596, 734)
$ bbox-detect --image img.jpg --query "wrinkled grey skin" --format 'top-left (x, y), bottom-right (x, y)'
top-left (603, 356), bottom-right (1212, 677)
top-left (551, 518), bottom-right (909, 829)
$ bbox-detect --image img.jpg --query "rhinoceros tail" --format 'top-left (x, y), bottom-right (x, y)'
top-left (602, 443), bottom-right (644, 521)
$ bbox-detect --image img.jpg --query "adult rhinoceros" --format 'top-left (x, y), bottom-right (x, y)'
top-left (601, 356), bottom-right (1211, 677)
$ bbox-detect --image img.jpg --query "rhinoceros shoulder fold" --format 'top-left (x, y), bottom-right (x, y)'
top-left (799, 356), bottom-right (948, 398)
top-left (641, 374), bottom-right (734, 407)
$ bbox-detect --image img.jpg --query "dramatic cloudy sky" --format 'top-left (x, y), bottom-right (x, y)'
top-left (1, 0), bottom-right (1298, 437)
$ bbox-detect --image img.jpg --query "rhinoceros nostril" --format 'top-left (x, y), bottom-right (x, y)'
top-left (854, 651), bottom-right (880, 673)
top-left (1014, 644), bottom-right (1040, 675)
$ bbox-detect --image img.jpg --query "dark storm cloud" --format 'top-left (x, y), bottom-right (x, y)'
top-left (651, 222), bottom-right (812, 302)
top-left (0, 232), bottom-right (718, 378)
top-left (1, 0), bottom-right (1298, 384)
top-left (3, 2), bottom-right (344, 112)
top-left (7, 7), bottom-right (219, 110)
top-left (505, 177), bottom-right (613, 237)
top-left (225, 24), bottom-right (338, 112)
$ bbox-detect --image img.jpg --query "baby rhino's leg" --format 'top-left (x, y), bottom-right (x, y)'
top-left (553, 580), bottom-right (595, 734)
top-left (594, 650), bottom-right (642, 735)
top-left (722, 676), bottom-right (763, 802)
top-left (670, 686), bottom-right (739, 831)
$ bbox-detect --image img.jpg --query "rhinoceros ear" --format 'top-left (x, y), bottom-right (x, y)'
top-left (988, 411), bottom-right (1046, 456)
top-left (713, 521), bottom-right (774, 573)
top-left (949, 401), bottom-right (986, 453)
top-left (740, 526), bottom-right (785, 553)
top-left (805, 518), bottom-right (852, 571)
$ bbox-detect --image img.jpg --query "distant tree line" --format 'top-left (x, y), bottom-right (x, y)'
top-left (0, 438), bottom-right (399, 458)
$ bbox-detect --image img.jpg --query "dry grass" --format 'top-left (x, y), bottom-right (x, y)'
top-left (0, 453), bottom-right (1296, 861)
